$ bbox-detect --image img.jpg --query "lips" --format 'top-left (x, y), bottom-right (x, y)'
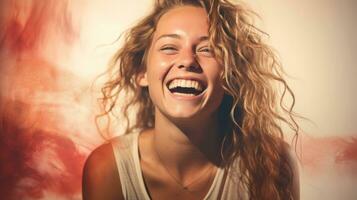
top-left (166, 78), bottom-right (207, 96)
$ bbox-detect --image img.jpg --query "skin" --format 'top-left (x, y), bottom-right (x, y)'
top-left (135, 5), bottom-right (226, 200)
top-left (82, 5), bottom-right (300, 200)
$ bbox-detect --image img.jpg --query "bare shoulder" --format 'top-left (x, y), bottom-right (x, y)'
top-left (82, 141), bottom-right (124, 200)
top-left (281, 141), bottom-right (300, 200)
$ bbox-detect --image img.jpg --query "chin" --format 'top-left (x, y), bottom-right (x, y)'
top-left (164, 107), bottom-right (218, 125)
top-left (167, 108), bottom-right (201, 119)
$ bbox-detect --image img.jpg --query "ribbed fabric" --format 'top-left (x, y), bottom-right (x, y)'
top-left (111, 132), bottom-right (248, 200)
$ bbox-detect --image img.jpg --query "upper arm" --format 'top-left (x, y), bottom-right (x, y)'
top-left (282, 142), bottom-right (300, 200)
top-left (82, 142), bottom-right (124, 200)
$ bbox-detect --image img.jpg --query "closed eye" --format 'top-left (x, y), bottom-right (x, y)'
top-left (199, 48), bottom-right (211, 52)
top-left (161, 46), bottom-right (176, 50)
top-left (160, 45), bottom-right (178, 54)
top-left (197, 47), bottom-right (213, 57)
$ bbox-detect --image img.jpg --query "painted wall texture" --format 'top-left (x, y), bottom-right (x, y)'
top-left (0, 0), bottom-right (356, 199)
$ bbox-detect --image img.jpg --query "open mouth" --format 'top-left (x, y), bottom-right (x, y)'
top-left (166, 79), bottom-right (206, 96)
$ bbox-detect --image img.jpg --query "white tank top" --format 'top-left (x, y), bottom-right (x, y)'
top-left (111, 132), bottom-right (249, 200)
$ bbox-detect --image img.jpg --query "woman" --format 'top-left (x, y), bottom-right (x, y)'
top-left (82, 0), bottom-right (300, 199)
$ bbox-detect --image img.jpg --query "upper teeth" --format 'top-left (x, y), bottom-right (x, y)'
top-left (168, 79), bottom-right (203, 91)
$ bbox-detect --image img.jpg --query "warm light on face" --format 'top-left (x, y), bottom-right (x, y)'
top-left (141, 6), bottom-right (225, 121)
top-left (0, 0), bottom-right (356, 199)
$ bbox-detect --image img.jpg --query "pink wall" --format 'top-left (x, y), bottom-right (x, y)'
top-left (0, 0), bottom-right (356, 199)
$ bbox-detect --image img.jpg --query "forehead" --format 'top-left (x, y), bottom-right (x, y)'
top-left (154, 6), bottom-right (209, 39)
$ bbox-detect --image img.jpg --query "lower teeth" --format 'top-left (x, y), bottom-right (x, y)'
top-left (172, 92), bottom-right (195, 96)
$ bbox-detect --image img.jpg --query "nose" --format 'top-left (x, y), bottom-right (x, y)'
top-left (176, 49), bottom-right (202, 72)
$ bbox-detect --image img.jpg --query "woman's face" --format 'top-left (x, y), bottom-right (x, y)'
top-left (139, 5), bottom-right (225, 122)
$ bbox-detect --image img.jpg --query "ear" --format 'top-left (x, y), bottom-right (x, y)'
top-left (137, 71), bottom-right (148, 87)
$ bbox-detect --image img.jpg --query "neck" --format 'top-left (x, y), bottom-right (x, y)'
top-left (152, 109), bottom-right (223, 177)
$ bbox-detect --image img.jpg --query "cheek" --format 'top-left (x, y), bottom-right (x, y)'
top-left (147, 54), bottom-right (174, 82)
top-left (203, 61), bottom-right (223, 80)
top-left (204, 61), bottom-right (225, 94)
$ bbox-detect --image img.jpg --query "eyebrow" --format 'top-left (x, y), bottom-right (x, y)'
top-left (155, 34), bottom-right (209, 42)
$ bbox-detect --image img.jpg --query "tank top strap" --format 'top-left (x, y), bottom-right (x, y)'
top-left (111, 131), bottom-right (151, 200)
top-left (220, 156), bottom-right (250, 199)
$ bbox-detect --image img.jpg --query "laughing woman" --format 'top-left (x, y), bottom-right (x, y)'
top-left (82, 0), bottom-right (300, 199)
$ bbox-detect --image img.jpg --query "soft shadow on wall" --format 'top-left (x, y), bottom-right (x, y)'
top-left (0, 1), bottom-right (103, 199)
top-left (0, 0), bottom-right (356, 199)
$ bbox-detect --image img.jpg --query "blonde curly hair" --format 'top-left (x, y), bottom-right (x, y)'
top-left (97, 0), bottom-right (299, 199)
